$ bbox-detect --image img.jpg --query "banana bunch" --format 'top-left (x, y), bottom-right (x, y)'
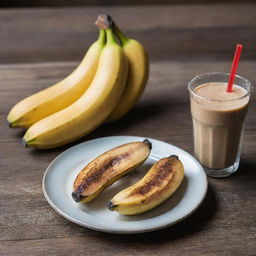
top-left (7, 15), bottom-right (149, 149)
top-left (72, 140), bottom-right (184, 215)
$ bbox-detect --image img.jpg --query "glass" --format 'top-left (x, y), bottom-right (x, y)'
top-left (188, 72), bottom-right (251, 177)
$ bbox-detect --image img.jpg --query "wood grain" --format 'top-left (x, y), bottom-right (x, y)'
top-left (0, 5), bottom-right (256, 63)
top-left (0, 60), bottom-right (255, 256)
top-left (0, 4), bottom-right (256, 256)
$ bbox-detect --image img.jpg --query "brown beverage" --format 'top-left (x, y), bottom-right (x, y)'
top-left (190, 82), bottom-right (249, 170)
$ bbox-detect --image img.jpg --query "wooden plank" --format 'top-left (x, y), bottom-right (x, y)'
top-left (0, 227), bottom-right (255, 256)
top-left (0, 5), bottom-right (255, 63)
top-left (0, 60), bottom-right (255, 256)
top-left (1, 60), bottom-right (256, 114)
top-left (1, 60), bottom-right (255, 152)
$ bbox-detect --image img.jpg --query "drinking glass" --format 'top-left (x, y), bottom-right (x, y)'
top-left (188, 72), bottom-right (251, 177)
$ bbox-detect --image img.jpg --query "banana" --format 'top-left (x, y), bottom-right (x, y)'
top-left (72, 139), bottom-right (152, 203)
top-left (108, 155), bottom-right (184, 215)
top-left (107, 23), bottom-right (149, 122)
top-left (22, 28), bottom-right (128, 149)
top-left (7, 29), bottom-right (106, 128)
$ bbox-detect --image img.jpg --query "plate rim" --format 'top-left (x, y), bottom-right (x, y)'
top-left (42, 135), bottom-right (208, 234)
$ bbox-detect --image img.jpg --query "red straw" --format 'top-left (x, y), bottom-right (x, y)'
top-left (226, 44), bottom-right (243, 92)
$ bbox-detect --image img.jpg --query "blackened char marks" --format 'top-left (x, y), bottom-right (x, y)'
top-left (130, 159), bottom-right (174, 196)
top-left (76, 152), bottom-right (129, 194)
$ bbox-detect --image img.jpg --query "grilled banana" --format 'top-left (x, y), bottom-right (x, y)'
top-left (72, 139), bottom-right (152, 203)
top-left (108, 155), bottom-right (184, 215)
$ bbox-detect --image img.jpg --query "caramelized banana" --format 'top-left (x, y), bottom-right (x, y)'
top-left (108, 155), bottom-right (184, 215)
top-left (72, 139), bottom-right (151, 203)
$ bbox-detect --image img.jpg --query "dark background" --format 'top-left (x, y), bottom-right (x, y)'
top-left (0, 0), bottom-right (254, 7)
top-left (1, 3), bottom-right (256, 64)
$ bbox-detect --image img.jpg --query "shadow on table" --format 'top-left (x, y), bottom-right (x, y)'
top-left (92, 182), bottom-right (217, 243)
top-left (25, 102), bottom-right (173, 155)
top-left (84, 166), bottom-right (188, 219)
top-left (205, 159), bottom-right (256, 184)
top-left (12, 128), bottom-right (26, 138)
top-left (228, 160), bottom-right (256, 182)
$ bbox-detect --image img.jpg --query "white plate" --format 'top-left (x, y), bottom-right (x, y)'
top-left (43, 136), bottom-right (207, 234)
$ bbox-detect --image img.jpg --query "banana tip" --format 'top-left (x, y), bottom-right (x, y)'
top-left (7, 120), bottom-right (13, 127)
top-left (143, 139), bottom-right (152, 150)
top-left (21, 138), bottom-right (28, 148)
top-left (71, 192), bottom-right (81, 202)
top-left (169, 155), bottom-right (179, 160)
top-left (107, 201), bottom-right (117, 211)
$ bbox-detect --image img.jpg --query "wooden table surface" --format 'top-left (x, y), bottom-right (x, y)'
top-left (0, 4), bottom-right (255, 256)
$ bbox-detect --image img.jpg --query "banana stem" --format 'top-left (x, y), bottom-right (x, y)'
top-left (112, 25), bottom-right (129, 46)
top-left (95, 14), bottom-right (113, 30)
top-left (106, 28), bottom-right (117, 45)
top-left (95, 14), bottom-right (128, 45)
top-left (98, 29), bottom-right (106, 45)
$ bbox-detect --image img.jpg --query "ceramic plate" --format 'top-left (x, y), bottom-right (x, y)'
top-left (43, 136), bottom-right (207, 234)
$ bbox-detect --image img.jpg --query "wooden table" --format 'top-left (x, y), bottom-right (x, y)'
top-left (0, 4), bottom-right (255, 256)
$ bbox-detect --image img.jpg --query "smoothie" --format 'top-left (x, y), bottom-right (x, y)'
top-left (190, 82), bottom-right (249, 169)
